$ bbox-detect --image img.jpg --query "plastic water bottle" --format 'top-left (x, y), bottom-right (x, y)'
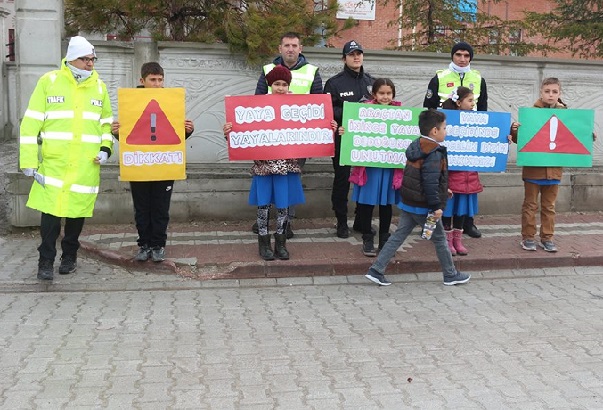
top-left (421, 212), bottom-right (438, 240)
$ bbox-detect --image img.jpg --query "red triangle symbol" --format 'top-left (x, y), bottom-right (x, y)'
top-left (126, 99), bottom-right (181, 145)
top-left (520, 115), bottom-right (589, 154)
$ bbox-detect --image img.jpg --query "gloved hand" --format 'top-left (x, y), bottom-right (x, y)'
top-left (33, 171), bottom-right (45, 187)
top-left (22, 168), bottom-right (36, 177)
top-left (95, 151), bottom-right (108, 165)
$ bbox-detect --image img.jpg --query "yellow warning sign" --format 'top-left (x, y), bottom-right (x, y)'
top-left (118, 88), bottom-right (186, 181)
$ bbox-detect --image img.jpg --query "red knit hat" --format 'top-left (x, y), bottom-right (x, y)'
top-left (265, 65), bottom-right (292, 86)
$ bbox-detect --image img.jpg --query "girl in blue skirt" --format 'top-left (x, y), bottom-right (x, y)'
top-left (223, 65), bottom-right (305, 261)
top-left (346, 78), bottom-right (404, 256)
top-left (441, 86), bottom-right (483, 256)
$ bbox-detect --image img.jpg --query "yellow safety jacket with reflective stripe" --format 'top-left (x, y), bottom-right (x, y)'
top-left (436, 69), bottom-right (482, 107)
top-left (19, 60), bottom-right (113, 218)
top-left (263, 63), bottom-right (318, 94)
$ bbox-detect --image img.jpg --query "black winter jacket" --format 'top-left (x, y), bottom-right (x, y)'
top-left (254, 54), bottom-right (323, 95)
top-left (401, 137), bottom-right (449, 211)
top-left (323, 65), bottom-right (375, 125)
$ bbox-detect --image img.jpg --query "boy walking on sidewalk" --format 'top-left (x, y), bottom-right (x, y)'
top-left (112, 62), bottom-right (194, 262)
top-left (365, 110), bottom-right (470, 286)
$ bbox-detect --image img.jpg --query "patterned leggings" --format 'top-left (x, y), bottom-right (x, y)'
top-left (257, 205), bottom-right (288, 235)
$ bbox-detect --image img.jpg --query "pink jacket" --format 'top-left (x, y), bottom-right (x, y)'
top-left (348, 99), bottom-right (405, 189)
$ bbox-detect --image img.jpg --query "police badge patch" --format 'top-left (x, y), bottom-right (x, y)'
top-left (425, 89), bottom-right (433, 99)
top-left (469, 83), bottom-right (475, 90)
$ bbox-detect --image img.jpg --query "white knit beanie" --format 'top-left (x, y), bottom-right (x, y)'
top-left (65, 36), bottom-right (96, 61)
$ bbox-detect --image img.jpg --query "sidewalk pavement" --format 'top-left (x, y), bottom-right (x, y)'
top-left (77, 211), bottom-right (603, 281)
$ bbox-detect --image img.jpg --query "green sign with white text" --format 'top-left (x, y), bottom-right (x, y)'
top-left (339, 102), bottom-right (424, 168)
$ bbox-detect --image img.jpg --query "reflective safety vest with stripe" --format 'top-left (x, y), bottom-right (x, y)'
top-left (436, 69), bottom-right (482, 108)
top-left (19, 59), bottom-right (113, 218)
top-left (263, 63), bottom-right (318, 94)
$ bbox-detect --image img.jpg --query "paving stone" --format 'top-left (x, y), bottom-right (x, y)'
top-left (1, 226), bottom-right (603, 408)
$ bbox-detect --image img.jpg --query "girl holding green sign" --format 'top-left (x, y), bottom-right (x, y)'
top-left (347, 78), bottom-right (404, 257)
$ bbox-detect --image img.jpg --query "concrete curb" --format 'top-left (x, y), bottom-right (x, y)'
top-left (79, 241), bottom-right (178, 274)
top-left (78, 238), bottom-right (603, 281)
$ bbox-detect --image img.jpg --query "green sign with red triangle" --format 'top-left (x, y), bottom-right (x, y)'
top-left (516, 108), bottom-right (594, 167)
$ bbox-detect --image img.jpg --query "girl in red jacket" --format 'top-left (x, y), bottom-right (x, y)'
top-left (441, 86), bottom-right (483, 255)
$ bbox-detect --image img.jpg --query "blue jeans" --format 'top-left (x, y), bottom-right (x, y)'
top-left (369, 209), bottom-right (458, 279)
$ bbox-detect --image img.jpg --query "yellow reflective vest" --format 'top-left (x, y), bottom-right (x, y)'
top-left (263, 63), bottom-right (318, 94)
top-left (436, 69), bottom-right (482, 107)
top-left (19, 60), bottom-right (113, 218)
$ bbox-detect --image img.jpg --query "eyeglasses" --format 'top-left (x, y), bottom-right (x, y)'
top-left (77, 56), bottom-right (98, 63)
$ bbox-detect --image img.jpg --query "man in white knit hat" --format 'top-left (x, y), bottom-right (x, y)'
top-left (19, 36), bottom-right (113, 280)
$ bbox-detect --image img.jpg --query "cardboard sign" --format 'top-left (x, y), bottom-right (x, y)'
top-left (339, 102), bottom-right (423, 168)
top-left (517, 108), bottom-right (594, 167)
top-left (224, 94), bottom-right (334, 160)
top-left (441, 109), bottom-right (511, 172)
top-left (118, 88), bottom-right (186, 181)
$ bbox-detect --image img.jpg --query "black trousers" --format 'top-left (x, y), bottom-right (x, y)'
top-left (38, 213), bottom-right (85, 261)
top-left (331, 134), bottom-right (351, 219)
top-left (130, 180), bottom-right (173, 248)
top-left (355, 203), bottom-right (393, 236)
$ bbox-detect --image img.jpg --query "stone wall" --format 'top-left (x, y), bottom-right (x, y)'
top-left (5, 42), bottom-right (603, 226)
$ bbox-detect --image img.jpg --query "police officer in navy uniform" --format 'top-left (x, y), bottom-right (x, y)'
top-left (324, 40), bottom-right (375, 238)
top-left (423, 41), bottom-right (488, 237)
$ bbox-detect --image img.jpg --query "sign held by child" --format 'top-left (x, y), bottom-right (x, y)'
top-left (224, 94), bottom-right (334, 161)
top-left (118, 88), bottom-right (187, 181)
top-left (517, 108), bottom-right (594, 167)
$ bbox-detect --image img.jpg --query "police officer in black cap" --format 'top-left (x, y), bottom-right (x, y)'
top-left (324, 40), bottom-right (376, 238)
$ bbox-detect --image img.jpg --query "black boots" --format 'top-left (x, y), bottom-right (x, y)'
top-left (336, 214), bottom-right (349, 238)
top-left (258, 234), bottom-right (275, 260)
top-left (463, 216), bottom-right (482, 238)
top-left (59, 254), bottom-right (77, 274)
top-left (258, 233), bottom-right (289, 260)
top-left (362, 234), bottom-right (377, 257)
top-left (273, 233), bottom-right (290, 260)
top-left (37, 258), bottom-right (54, 281)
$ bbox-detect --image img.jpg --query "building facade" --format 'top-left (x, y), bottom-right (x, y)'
top-left (328, 0), bottom-right (575, 60)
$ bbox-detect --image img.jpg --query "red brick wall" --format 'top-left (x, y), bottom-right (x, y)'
top-left (327, 3), bottom-right (400, 51)
top-left (326, 0), bottom-right (579, 59)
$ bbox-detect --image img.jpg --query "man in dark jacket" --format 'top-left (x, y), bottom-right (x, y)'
top-left (324, 40), bottom-right (375, 238)
top-left (255, 32), bottom-right (323, 95)
top-left (254, 32), bottom-right (323, 238)
top-left (364, 109), bottom-right (470, 287)
top-left (423, 41), bottom-right (488, 237)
